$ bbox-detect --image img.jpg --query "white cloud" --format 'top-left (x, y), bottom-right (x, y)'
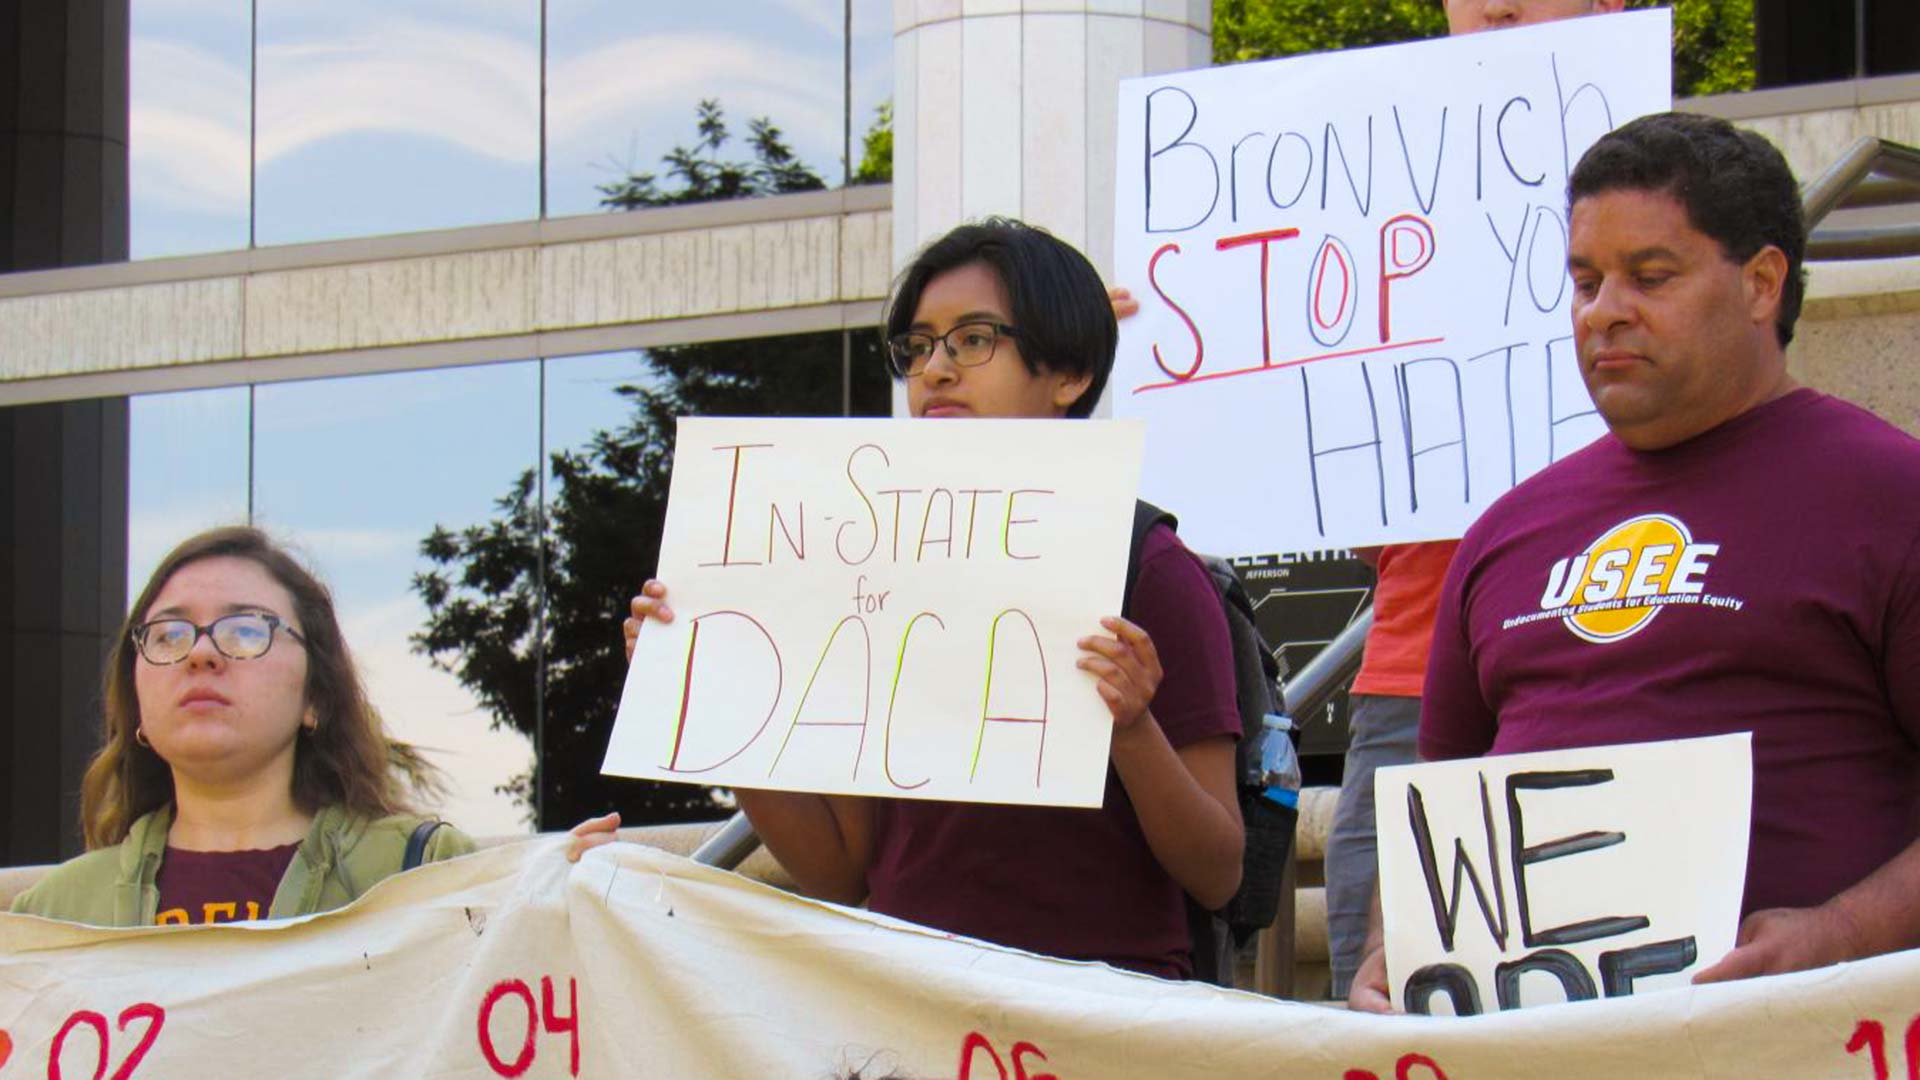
top-left (130, 14), bottom-right (848, 221)
top-left (255, 19), bottom-right (540, 165)
top-left (547, 32), bottom-right (842, 151)
top-left (263, 525), bottom-right (422, 563)
top-left (342, 595), bottom-right (536, 837)
top-left (130, 40), bottom-right (250, 213)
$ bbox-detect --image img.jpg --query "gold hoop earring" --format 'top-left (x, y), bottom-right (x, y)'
top-left (135, 726), bottom-right (151, 749)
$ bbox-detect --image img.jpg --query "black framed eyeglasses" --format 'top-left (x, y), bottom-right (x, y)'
top-left (131, 612), bottom-right (307, 665)
top-left (885, 321), bottom-right (1021, 378)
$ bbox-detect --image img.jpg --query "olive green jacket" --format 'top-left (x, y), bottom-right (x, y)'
top-left (7, 803), bottom-right (475, 927)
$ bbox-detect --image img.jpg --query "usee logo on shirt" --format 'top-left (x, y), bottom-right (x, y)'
top-left (1500, 513), bottom-right (1743, 643)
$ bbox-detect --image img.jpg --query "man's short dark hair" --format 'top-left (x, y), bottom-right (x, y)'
top-left (1568, 111), bottom-right (1807, 347)
top-left (884, 217), bottom-right (1114, 418)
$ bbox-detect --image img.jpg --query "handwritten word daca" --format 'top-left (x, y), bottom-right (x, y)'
top-left (1397, 768), bottom-right (1696, 1015)
top-left (698, 443), bottom-right (1056, 570)
top-left (659, 604), bottom-right (1056, 791)
top-left (1140, 52), bottom-right (1615, 234)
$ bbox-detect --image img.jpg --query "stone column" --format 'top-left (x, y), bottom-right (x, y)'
top-left (1, 0), bottom-right (131, 863)
top-left (892, 0), bottom-right (1211, 277)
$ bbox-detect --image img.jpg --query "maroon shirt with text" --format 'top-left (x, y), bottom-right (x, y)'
top-left (155, 843), bottom-right (300, 925)
top-left (1422, 390), bottom-right (1920, 914)
top-left (865, 524), bottom-right (1242, 978)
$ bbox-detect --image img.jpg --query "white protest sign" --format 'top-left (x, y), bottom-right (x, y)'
top-left (1375, 734), bottom-right (1752, 1014)
top-left (1113, 10), bottom-right (1671, 554)
top-left (604, 417), bottom-right (1145, 808)
top-left (4, 840), bottom-right (1917, 1078)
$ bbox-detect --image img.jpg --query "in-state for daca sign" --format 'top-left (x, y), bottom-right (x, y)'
top-left (1113, 10), bottom-right (1671, 554)
top-left (5, 839), bottom-right (1919, 1078)
top-left (1375, 735), bottom-right (1752, 1014)
top-left (606, 417), bottom-right (1144, 807)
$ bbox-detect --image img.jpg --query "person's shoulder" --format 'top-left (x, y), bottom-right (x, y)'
top-left (1133, 522), bottom-right (1225, 608)
top-left (7, 847), bottom-right (124, 922)
top-left (1798, 392), bottom-right (1920, 470)
top-left (341, 811), bottom-right (477, 865)
top-left (1453, 437), bottom-right (1611, 557)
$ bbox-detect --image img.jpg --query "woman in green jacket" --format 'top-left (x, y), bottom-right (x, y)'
top-left (10, 526), bottom-right (473, 926)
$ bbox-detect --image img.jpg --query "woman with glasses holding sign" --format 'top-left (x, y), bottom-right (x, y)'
top-left (581, 218), bottom-right (1245, 979)
top-left (10, 527), bottom-right (473, 926)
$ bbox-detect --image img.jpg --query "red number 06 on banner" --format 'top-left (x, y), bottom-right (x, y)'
top-left (477, 976), bottom-right (580, 1078)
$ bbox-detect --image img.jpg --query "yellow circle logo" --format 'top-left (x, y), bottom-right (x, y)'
top-left (1562, 514), bottom-right (1693, 644)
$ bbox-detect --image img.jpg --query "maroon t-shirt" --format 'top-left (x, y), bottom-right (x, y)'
top-left (1423, 390), bottom-right (1920, 914)
top-left (865, 524), bottom-right (1242, 978)
top-left (154, 843), bottom-right (300, 925)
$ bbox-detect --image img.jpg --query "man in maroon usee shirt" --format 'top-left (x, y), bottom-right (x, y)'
top-left (1350, 112), bottom-right (1920, 1009)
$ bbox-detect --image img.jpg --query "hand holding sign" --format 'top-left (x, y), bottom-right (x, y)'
top-left (604, 418), bottom-right (1146, 808)
top-left (1372, 735), bottom-right (1751, 1014)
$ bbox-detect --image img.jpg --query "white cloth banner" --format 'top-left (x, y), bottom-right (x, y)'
top-left (4, 841), bottom-right (1918, 1079)
top-left (1112, 11), bottom-right (1671, 553)
top-left (606, 417), bottom-right (1145, 808)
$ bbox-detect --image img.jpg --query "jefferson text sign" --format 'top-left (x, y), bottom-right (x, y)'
top-left (1113, 11), bottom-right (1671, 553)
top-left (1375, 734), bottom-right (1751, 1014)
top-left (604, 417), bottom-right (1145, 807)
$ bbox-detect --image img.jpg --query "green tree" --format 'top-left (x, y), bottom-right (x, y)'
top-left (1213, 0), bottom-right (1755, 98)
top-left (1634, 0), bottom-right (1756, 96)
top-left (1212, 0), bottom-right (1444, 64)
top-left (415, 102), bottom-right (888, 829)
top-left (598, 99), bottom-right (827, 209)
top-left (852, 101), bottom-right (893, 185)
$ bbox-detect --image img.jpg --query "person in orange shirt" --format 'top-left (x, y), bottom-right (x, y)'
top-left (1113, 0), bottom-right (1626, 998)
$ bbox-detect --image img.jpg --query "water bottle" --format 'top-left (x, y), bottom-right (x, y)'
top-left (1248, 713), bottom-right (1302, 809)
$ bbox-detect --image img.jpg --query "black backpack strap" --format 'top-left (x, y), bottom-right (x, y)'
top-left (1123, 499), bottom-right (1178, 620)
top-left (402, 819), bottom-right (445, 871)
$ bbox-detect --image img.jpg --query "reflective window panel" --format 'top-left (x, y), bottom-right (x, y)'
top-left (251, 362), bottom-right (540, 836)
top-left (127, 386), bottom-right (251, 598)
top-left (546, 0), bottom-right (846, 218)
top-left (253, 0), bottom-right (540, 246)
top-left (849, 0), bottom-right (892, 185)
top-left (129, 0), bottom-right (251, 258)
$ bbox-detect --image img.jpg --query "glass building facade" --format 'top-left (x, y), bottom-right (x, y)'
top-left (123, 0), bottom-right (894, 834)
top-left (131, 0), bottom-right (891, 259)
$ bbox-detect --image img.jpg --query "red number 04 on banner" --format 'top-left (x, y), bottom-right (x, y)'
top-left (476, 976), bottom-right (580, 1078)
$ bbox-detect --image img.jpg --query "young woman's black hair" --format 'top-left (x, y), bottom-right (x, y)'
top-left (884, 217), bottom-right (1116, 418)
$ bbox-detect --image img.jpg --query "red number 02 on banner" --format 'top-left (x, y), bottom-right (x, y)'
top-left (477, 976), bottom-right (580, 1078)
top-left (47, 1004), bottom-right (166, 1080)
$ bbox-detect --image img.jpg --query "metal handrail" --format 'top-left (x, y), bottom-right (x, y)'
top-left (1281, 608), bottom-right (1374, 723)
top-left (1803, 137), bottom-right (1920, 259)
top-left (690, 811), bottom-right (760, 869)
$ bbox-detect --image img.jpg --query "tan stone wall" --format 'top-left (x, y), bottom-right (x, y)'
top-left (0, 187), bottom-right (893, 405)
top-left (1793, 297), bottom-right (1920, 436)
